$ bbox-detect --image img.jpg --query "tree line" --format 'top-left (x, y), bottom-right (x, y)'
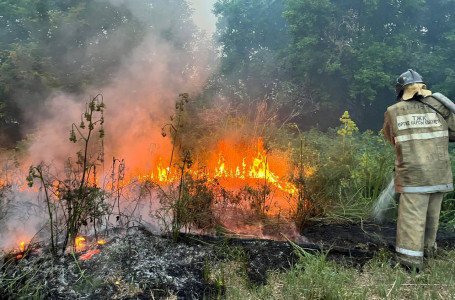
top-left (212, 0), bottom-right (455, 130)
top-left (0, 0), bottom-right (196, 147)
top-left (1, 0), bottom-right (455, 146)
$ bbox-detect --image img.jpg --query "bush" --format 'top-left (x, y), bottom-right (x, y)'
top-left (290, 112), bottom-right (395, 226)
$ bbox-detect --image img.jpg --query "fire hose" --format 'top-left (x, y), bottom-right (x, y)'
top-left (372, 93), bottom-right (455, 222)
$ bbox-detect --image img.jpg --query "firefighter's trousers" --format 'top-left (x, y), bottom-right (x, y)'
top-left (396, 192), bottom-right (444, 267)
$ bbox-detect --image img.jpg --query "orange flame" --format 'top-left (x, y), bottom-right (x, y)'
top-left (205, 138), bottom-right (297, 195)
top-left (118, 137), bottom-right (303, 215)
top-left (131, 138), bottom-right (298, 195)
top-left (19, 241), bottom-right (25, 252)
top-left (8, 137), bottom-right (306, 220)
top-left (97, 240), bottom-right (106, 245)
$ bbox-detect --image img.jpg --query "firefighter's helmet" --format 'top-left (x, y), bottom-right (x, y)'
top-left (395, 69), bottom-right (424, 99)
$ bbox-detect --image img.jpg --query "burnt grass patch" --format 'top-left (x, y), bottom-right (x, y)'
top-left (2, 222), bottom-right (455, 299)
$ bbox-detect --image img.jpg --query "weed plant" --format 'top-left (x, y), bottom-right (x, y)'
top-left (155, 171), bottom-right (217, 241)
top-left (154, 94), bottom-right (218, 240)
top-left (26, 95), bottom-right (108, 253)
top-left (440, 145), bottom-right (455, 229)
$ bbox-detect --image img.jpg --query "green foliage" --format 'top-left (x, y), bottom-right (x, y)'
top-left (218, 248), bottom-right (455, 299)
top-left (214, 0), bottom-right (455, 130)
top-left (440, 147), bottom-right (455, 229)
top-left (214, 0), bottom-right (289, 72)
top-left (291, 112), bottom-right (394, 225)
top-left (212, 0), bottom-right (290, 108)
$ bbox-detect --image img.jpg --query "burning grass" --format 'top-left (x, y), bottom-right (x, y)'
top-left (2, 94), bottom-right (455, 299)
top-left (0, 95), bottom-right (397, 255)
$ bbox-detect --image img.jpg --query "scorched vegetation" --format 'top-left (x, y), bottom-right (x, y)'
top-left (1, 0), bottom-right (455, 299)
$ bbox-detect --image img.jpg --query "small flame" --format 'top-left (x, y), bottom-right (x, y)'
top-left (75, 237), bottom-right (86, 248)
top-left (19, 241), bottom-right (25, 252)
top-left (97, 240), bottom-right (106, 245)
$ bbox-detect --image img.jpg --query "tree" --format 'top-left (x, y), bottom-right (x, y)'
top-left (0, 0), bottom-right (199, 146)
top-left (213, 0), bottom-right (290, 103)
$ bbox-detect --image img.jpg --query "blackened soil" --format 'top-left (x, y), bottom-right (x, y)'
top-left (303, 222), bottom-right (397, 253)
top-left (302, 221), bottom-right (455, 252)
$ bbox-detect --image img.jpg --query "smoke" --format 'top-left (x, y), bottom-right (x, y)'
top-left (25, 0), bottom-right (217, 173)
top-left (1, 0), bottom-right (219, 248)
top-left (372, 176), bottom-right (398, 222)
top-left (187, 0), bottom-right (217, 34)
top-left (0, 188), bottom-right (47, 251)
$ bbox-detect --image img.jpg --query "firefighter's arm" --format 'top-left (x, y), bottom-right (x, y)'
top-left (433, 93), bottom-right (455, 142)
top-left (382, 111), bottom-right (395, 145)
top-left (444, 112), bottom-right (455, 142)
top-left (438, 102), bottom-right (455, 142)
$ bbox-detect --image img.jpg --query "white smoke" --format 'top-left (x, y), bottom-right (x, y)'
top-left (372, 176), bottom-right (398, 222)
top-left (187, 0), bottom-right (217, 34)
top-left (0, 0), bottom-right (219, 251)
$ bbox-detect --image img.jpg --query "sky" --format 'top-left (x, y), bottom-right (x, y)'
top-left (188, 0), bottom-right (217, 34)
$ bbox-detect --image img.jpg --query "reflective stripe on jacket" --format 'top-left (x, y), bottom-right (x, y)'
top-left (383, 95), bottom-right (455, 193)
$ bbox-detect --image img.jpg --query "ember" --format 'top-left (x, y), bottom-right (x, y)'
top-left (79, 249), bottom-right (100, 261)
top-left (15, 241), bottom-right (26, 259)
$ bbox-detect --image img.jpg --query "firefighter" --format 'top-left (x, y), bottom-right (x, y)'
top-left (382, 69), bottom-right (455, 270)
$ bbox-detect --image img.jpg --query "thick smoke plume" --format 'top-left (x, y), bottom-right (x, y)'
top-left (0, 0), bottom-right (218, 250)
top-left (28, 1), bottom-right (216, 172)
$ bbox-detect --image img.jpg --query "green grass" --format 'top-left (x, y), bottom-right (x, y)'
top-left (207, 248), bottom-right (455, 300)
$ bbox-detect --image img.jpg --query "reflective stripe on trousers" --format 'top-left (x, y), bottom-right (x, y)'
top-left (396, 247), bottom-right (423, 257)
top-left (396, 183), bottom-right (453, 193)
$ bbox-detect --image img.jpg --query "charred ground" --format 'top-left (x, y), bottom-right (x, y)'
top-left (2, 222), bottom-right (455, 300)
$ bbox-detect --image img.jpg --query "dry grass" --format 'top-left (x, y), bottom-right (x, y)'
top-left (207, 248), bottom-right (455, 300)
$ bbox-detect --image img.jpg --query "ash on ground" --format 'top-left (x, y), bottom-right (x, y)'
top-left (2, 223), bottom-right (455, 299)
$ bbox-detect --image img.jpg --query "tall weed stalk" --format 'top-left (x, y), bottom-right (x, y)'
top-left (27, 94), bottom-right (107, 253)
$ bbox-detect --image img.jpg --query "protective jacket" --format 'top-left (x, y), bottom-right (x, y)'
top-left (383, 94), bottom-right (455, 193)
